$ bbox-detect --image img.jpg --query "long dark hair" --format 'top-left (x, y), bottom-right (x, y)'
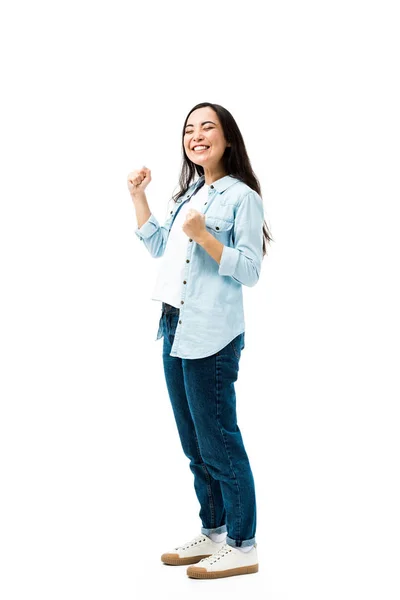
top-left (172, 102), bottom-right (274, 257)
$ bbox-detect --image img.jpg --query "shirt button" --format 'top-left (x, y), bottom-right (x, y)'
top-left (204, 202), bottom-right (207, 205)
top-left (170, 210), bottom-right (173, 214)
top-left (210, 185), bottom-right (214, 189)
top-left (216, 226), bottom-right (220, 230)
top-left (181, 300), bottom-right (184, 304)
top-left (179, 320), bottom-right (182, 324)
top-left (183, 280), bottom-right (187, 284)
top-left (189, 238), bottom-right (193, 242)
top-left (186, 259), bottom-right (189, 263)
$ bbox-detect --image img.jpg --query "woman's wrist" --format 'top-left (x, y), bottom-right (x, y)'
top-left (131, 190), bottom-right (147, 203)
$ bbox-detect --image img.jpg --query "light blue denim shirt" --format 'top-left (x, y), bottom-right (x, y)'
top-left (135, 174), bottom-right (264, 359)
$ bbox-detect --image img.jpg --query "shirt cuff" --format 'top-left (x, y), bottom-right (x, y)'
top-left (134, 213), bottom-right (158, 240)
top-left (218, 245), bottom-right (240, 277)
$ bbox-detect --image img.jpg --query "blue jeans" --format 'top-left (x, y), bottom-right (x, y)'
top-left (160, 301), bottom-right (257, 548)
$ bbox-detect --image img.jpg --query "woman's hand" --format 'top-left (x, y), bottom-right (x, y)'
top-left (182, 209), bottom-right (207, 243)
top-left (127, 167), bottom-right (151, 197)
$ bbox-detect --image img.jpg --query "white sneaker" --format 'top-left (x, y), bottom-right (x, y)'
top-left (161, 533), bottom-right (227, 566)
top-left (187, 542), bottom-right (259, 579)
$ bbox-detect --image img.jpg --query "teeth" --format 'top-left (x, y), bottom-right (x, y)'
top-left (194, 146), bottom-right (209, 151)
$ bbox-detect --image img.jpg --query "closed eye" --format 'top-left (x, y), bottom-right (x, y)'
top-left (185, 127), bottom-right (214, 134)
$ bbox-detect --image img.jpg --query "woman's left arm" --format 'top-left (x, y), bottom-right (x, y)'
top-left (217, 190), bottom-right (264, 287)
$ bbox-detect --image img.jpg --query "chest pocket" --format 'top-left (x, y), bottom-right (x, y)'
top-left (205, 216), bottom-right (234, 234)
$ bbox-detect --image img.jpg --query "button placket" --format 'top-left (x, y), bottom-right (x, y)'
top-left (170, 179), bottom-right (216, 356)
top-left (171, 223), bottom-right (195, 354)
top-left (202, 184), bottom-right (217, 216)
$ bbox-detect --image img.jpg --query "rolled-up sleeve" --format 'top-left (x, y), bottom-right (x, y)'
top-left (134, 213), bottom-right (170, 258)
top-left (218, 190), bottom-right (264, 287)
top-left (135, 213), bottom-right (158, 240)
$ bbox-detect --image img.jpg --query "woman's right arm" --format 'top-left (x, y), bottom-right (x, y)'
top-left (128, 167), bottom-right (170, 258)
top-left (132, 190), bottom-right (151, 229)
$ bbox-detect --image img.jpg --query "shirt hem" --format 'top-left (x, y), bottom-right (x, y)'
top-left (169, 330), bottom-right (245, 360)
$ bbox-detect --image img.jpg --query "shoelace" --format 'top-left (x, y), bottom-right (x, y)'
top-left (199, 542), bottom-right (233, 565)
top-left (174, 534), bottom-right (207, 551)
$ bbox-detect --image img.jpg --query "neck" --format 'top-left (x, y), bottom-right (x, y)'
top-left (203, 167), bottom-right (228, 186)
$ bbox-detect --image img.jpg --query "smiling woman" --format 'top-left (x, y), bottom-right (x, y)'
top-left (129, 101), bottom-right (273, 579)
top-left (177, 103), bottom-right (272, 256)
top-left (183, 112), bottom-right (230, 183)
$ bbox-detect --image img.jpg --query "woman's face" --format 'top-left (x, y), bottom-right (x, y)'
top-left (183, 107), bottom-right (230, 171)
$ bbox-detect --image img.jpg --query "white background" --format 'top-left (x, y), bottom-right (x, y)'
top-left (1, 1), bottom-right (399, 599)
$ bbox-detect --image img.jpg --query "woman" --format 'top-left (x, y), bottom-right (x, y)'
top-left (128, 102), bottom-right (273, 579)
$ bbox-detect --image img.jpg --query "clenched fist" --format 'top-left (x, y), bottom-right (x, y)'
top-left (127, 167), bottom-right (151, 197)
top-left (182, 208), bottom-right (207, 243)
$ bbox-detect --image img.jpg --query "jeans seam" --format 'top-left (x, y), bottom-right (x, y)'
top-left (215, 352), bottom-right (243, 543)
top-left (193, 430), bottom-right (216, 528)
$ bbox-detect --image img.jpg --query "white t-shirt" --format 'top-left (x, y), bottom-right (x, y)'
top-left (151, 183), bottom-right (209, 308)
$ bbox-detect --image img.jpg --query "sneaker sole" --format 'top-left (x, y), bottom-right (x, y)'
top-left (161, 553), bottom-right (213, 566)
top-left (187, 563), bottom-right (259, 578)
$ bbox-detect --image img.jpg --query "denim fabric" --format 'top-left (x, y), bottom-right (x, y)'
top-left (135, 174), bottom-right (264, 359)
top-left (161, 301), bottom-right (257, 548)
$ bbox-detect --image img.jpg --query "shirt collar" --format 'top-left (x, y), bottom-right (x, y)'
top-left (194, 174), bottom-right (239, 194)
